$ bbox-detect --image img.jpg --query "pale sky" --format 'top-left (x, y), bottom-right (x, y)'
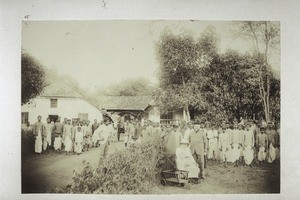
top-left (22, 20), bottom-right (280, 91)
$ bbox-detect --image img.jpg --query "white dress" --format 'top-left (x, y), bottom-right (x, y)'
top-left (267, 143), bottom-right (276, 163)
top-left (176, 146), bottom-right (200, 178)
top-left (244, 146), bottom-right (254, 165)
top-left (207, 130), bottom-right (218, 159)
top-left (64, 137), bottom-right (72, 152)
top-left (75, 131), bottom-right (84, 153)
top-left (54, 137), bottom-right (62, 150)
top-left (258, 146), bottom-right (266, 161)
top-left (35, 130), bottom-right (43, 153)
top-left (46, 124), bottom-right (53, 146)
top-left (243, 130), bottom-right (254, 165)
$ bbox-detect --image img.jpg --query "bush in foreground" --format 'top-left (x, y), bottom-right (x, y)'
top-left (60, 135), bottom-right (166, 194)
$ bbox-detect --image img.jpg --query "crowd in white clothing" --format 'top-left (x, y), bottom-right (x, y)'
top-left (30, 115), bottom-right (280, 171)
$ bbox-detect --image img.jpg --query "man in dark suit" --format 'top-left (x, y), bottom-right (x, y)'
top-left (189, 121), bottom-right (207, 180)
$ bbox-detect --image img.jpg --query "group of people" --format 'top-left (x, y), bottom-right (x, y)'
top-left (159, 119), bottom-right (280, 184)
top-left (30, 115), bottom-right (280, 183)
top-left (31, 116), bottom-right (117, 156)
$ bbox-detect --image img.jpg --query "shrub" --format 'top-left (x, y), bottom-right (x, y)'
top-left (61, 134), bottom-right (166, 194)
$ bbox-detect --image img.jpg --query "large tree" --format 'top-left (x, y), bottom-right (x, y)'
top-left (21, 52), bottom-right (46, 105)
top-left (234, 21), bottom-right (280, 122)
top-left (201, 50), bottom-right (265, 122)
top-left (155, 28), bottom-right (219, 122)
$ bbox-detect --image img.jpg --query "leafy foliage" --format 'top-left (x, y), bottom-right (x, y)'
top-left (155, 25), bottom-right (280, 123)
top-left (200, 51), bottom-right (265, 122)
top-left (233, 21), bottom-right (280, 122)
top-left (98, 77), bottom-right (155, 96)
top-left (155, 27), bottom-right (219, 116)
top-left (21, 52), bottom-right (46, 105)
top-left (59, 134), bottom-right (166, 194)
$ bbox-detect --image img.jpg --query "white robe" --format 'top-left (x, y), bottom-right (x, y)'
top-left (231, 143), bottom-right (240, 162)
top-left (176, 146), bottom-right (200, 178)
top-left (267, 144), bottom-right (276, 163)
top-left (54, 136), bottom-right (62, 150)
top-left (45, 124), bottom-right (53, 146)
top-left (35, 130), bottom-right (42, 153)
top-left (207, 130), bottom-right (218, 159)
top-left (258, 146), bottom-right (266, 161)
top-left (75, 131), bottom-right (84, 153)
top-left (244, 146), bottom-right (254, 165)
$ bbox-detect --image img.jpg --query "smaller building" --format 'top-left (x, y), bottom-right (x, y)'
top-left (98, 96), bottom-right (160, 123)
top-left (21, 83), bottom-right (104, 125)
top-left (159, 109), bottom-right (186, 125)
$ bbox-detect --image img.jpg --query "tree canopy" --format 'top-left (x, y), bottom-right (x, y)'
top-left (21, 52), bottom-right (46, 105)
top-left (155, 28), bottom-right (220, 120)
top-left (155, 25), bottom-right (280, 123)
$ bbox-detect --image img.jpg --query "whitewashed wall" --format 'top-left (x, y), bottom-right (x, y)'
top-left (148, 106), bottom-right (160, 123)
top-left (21, 97), bottom-right (103, 124)
top-left (173, 109), bottom-right (184, 120)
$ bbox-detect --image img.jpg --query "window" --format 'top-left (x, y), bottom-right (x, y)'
top-left (50, 99), bottom-right (58, 108)
top-left (21, 112), bottom-right (29, 124)
top-left (78, 113), bottom-right (88, 121)
top-left (160, 111), bottom-right (173, 120)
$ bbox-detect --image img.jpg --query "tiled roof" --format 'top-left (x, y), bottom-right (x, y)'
top-left (98, 96), bottom-right (152, 111)
top-left (40, 83), bottom-right (83, 98)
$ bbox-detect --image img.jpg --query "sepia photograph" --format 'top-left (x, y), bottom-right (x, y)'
top-left (20, 20), bottom-right (280, 194)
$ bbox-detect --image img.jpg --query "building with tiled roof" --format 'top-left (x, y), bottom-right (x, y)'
top-left (21, 83), bottom-right (104, 125)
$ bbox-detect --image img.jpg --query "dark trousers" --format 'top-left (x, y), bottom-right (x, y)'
top-left (192, 153), bottom-right (205, 178)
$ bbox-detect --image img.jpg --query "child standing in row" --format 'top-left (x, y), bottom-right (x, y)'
top-left (74, 126), bottom-right (84, 155)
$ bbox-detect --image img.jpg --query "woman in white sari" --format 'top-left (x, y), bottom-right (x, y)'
top-left (176, 139), bottom-right (200, 181)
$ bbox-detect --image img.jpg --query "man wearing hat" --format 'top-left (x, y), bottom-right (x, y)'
top-left (252, 121), bottom-right (261, 161)
top-left (256, 126), bottom-right (268, 165)
top-left (266, 123), bottom-right (279, 163)
top-left (224, 122), bottom-right (233, 162)
top-left (187, 121), bottom-right (194, 134)
top-left (243, 123), bottom-right (255, 166)
top-left (230, 122), bottom-right (242, 167)
top-left (63, 119), bottom-right (73, 154)
top-left (52, 117), bottom-right (64, 153)
top-left (207, 123), bottom-right (218, 162)
top-left (124, 120), bottom-right (134, 147)
top-left (33, 115), bottom-right (46, 154)
top-left (189, 122), bottom-right (207, 180)
top-left (218, 125), bottom-right (230, 167)
top-left (238, 123), bottom-right (245, 166)
top-left (95, 118), bottom-right (114, 160)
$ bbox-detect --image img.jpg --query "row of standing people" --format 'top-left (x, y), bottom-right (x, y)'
top-left (161, 120), bottom-right (280, 166)
top-left (32, 116), bottom-right (117, 155)
top-left (159, 120), bottom-right (280, 183)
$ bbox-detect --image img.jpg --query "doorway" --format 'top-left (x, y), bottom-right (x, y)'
top-left (48, 115), bottom-right (59, 123)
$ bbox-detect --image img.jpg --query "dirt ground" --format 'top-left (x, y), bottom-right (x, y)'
top-left (153, 160), bottom-right (280, 194)
top-left (22, 137), bottom-right (280, 194)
